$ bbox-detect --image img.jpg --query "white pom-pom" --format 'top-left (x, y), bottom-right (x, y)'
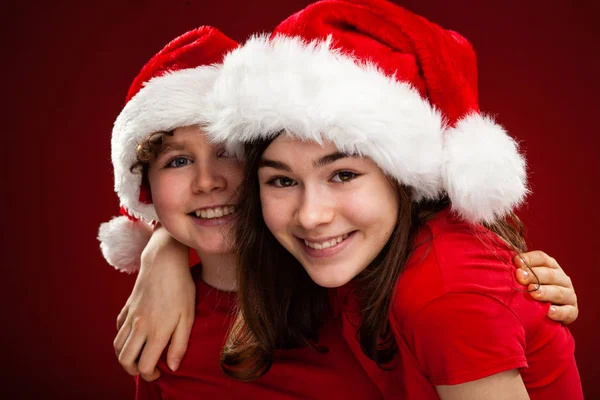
top-left (442, 113), bottom-right (529, 223)
top-left (98, 216), bottom-right (153, 273)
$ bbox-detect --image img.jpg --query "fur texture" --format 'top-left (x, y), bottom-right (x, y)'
top-left (112, 66), bottom-right (219, 222)
top-left (98, 216), bottom-right (153, 273)
top-left (442, 113), bottom-right (528, 223)
top-left (206, 34), bottom-right (446, 201)
top-left (205, 34), bottom-right (528, 222)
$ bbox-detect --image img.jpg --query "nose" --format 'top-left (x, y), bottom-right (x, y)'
top-left (191, 159), bottom-right (226, 194)
top-left (295, 186), bottom-right (335, 231)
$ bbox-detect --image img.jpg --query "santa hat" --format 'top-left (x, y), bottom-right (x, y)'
top-left (205, 0), bottom-right (528, 223)
top-left (98, 27), bottom-right (238, 273)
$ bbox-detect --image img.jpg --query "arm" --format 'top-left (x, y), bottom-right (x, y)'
top-left (113, 224), bottom-right (195, 381)
top-left (513, 251), bottom-right (578, 324)
top-left (436, 369), bottom-right (529, 400)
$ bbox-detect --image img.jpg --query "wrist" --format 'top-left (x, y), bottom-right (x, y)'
top-left (140, 227), bottom-right (189, 271)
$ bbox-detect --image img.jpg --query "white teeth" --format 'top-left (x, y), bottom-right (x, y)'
top-left (193, 206), bottom-right (236, 220)
top-left (304, 233), bottom-right (351, 250)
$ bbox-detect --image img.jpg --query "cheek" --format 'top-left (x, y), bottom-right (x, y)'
top-left (148, 173), bottom-right (186, 218)
top-left (224, 160), bottom-right (244, 191)
top-left (343, 181), bottom-right (398, 231)
top-left (260, 188), bottom-right (293, 235)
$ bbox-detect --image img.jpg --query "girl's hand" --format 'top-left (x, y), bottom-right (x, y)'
top-left (513, 251), bottom-right (578, 324)
top-left (113, 225), bottom-right (194, 381)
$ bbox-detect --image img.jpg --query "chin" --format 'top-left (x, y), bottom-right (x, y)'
top-left (172, 233), bottom-right (232, 257)
top-left (193, 241), bottom-right (234, 256)
top-left (307, 268), bottom-right (356, 288)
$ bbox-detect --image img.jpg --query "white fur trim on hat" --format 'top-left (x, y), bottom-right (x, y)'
top-left (98, 216), bottom-right (153, 273)
top-left (205, 34), bottom-right (446, 201)
top-left (112, 66), bottom-right (220, 222)
top-left (205, 35), bottom-right (528, 223)
top-left (442, 113), bottom-right (528, 223)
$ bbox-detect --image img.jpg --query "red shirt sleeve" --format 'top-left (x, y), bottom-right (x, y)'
top-left (404, 292), bottom-right (528, 386)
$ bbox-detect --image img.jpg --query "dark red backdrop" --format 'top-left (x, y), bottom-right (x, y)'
top-left (2, 0), bottom-right (598, 398)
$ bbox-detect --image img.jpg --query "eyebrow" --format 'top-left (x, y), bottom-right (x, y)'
top-left (259, 151), bottom-right (352, 171)
top-left (259, 159), bottom-right (291, 171)
top-left (313, 151), bottom-right (351, 168)
top-left (159, 142), bottom-right (186, 155)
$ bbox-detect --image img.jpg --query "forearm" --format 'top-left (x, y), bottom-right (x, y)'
top-left (140, 224), bottom-right (190, 273)
top-left (115, 224), bottom-right (196, 381)
top-left (436, 370), bottom-right (529, 400)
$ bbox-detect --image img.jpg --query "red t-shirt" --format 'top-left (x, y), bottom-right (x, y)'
top-left (332, 208), bottom-right (582, 399)
top-left (136, 266), bottom-right (383, 399)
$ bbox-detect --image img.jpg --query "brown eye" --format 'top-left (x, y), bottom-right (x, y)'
top-left (268, 177), bottom-right (297, 187)
top-left (331, 171), bottom-right (358, 183)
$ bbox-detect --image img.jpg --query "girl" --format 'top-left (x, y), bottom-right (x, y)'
top-left (99, 26), bottom-right (382, 399)
top-left (197, 0), bottom-right (583, 398)
top-left (113, 0), bottom-right (578, 392)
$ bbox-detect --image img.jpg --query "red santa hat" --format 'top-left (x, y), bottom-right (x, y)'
top-left (98, 27), bottom-right (238, 273)
top-left (206, 0), bottom-right (528, 223)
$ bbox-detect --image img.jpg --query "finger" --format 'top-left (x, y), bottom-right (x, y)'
top-left (547, 305), bottom-right (578, 325)
top-left (515, 251), bottom-right (561, 270)
top-left (528, 284), bottom-right (577, 307)
top-left (515, 267), bottom-right (530, 285)
top-left (517, 266), bottom-right (572, 288)
top-left (138, 334), bottom-right (171, 381)
top-left (114, 318), bottom-right (133, 357)
top-left (118, 323), bottom-right (148, 376)
top-left (117, 306), bottom-right (129, 331)
top-left (167, 316), bottom-right (194, 372)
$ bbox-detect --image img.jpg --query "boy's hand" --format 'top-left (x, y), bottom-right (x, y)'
top-left (513, 250), bottom-right (578, 324)
top-left (113, 226), bottom-right (194, 381)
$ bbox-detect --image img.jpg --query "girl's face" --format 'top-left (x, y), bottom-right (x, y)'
top-left (148, 125), bottom-right (243, 257)
top-left (258, 134), bottom-right (399, 288)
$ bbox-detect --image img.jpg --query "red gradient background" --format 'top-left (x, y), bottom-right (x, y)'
top-left (2, 1), bottom-right (598, 398)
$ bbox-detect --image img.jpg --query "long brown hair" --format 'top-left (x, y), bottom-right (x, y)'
top-left (220, 138), bottom-right (329, 381)
top-left (221, 137), bottom-right (527, 380)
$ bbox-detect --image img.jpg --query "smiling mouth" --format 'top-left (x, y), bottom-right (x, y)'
top-left (189, 205), bottom-right (236, 220)
top-left (300, 232), bottom-right (355, 250)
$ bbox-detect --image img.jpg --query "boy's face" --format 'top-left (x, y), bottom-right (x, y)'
top-left (147, 125), bottom-right (243, 258)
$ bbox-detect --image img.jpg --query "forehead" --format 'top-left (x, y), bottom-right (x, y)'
top-left (158, 125), bottom-right (218, 152)
top-left (263, 133), bottom-right (338, 157)
top-left (164, 125), bottom-right (205, 141)
top-left (260, 132), bottom-right (385, 175)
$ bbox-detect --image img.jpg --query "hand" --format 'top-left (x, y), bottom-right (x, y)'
top-left (113, 225), bottom-right (194, 381)
top-left (513, 250), bottom-right (578, 324)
